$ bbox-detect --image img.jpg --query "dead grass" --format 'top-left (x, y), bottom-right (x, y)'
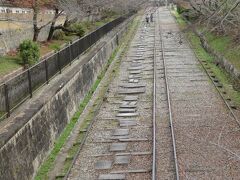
top-left (39, 40), bottom-right (67, 56)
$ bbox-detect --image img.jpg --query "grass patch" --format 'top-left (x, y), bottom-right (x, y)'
top-left (49, 42), bottom-right (61, 52)
top-left (0, 39), bottom-right (69, 78)
top-left (172, 11), bottom-right (240, 106)
top-left (81, 17), bottom-right (117, 33)
top-left (204, 32), bottom-right (240, 71)
top-left (171, 10), bottom-right (186, 29)
top-left (39, 40), bottom-right (69, 56)
top-left (0, 55), bottom-right (21, 77)
top-left (0, 111), bottom-right (6, 120)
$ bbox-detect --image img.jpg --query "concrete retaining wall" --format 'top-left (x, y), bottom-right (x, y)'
top-left (0, 17), bottom-right (132, 180)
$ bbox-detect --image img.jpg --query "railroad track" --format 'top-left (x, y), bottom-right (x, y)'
top-left (154, 6), bottom-right (240, 179)
top-left (57, 7), bottom-right (240, 180)
top-left (153, 8), bottom-right (180, 180)
top-left (155, 7), bottom-right (240, 179)
top-left (64, 7), bottom-right (179, 180)
top-left (168, 7), bottom-right (240, 127)
top-left (65, 10), bottom-right (157, 180)
top-left (158, 9), bottom-right (180, 180)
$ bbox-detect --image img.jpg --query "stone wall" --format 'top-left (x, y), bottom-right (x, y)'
top-left (0, 16), bottom-right (132, 180)
top-left (0, 13), bottom-right (55, 22)
top-left (0, 25), bottom-right (51, 54)
top-left (194, 30), bottom-right (240, 79)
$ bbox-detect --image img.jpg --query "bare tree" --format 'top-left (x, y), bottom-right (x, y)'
top-left (187, 0), bottom-right (240, 35)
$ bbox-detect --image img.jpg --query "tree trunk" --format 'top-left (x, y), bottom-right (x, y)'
top-left (63, 16), bottom-right (77, 28)
top-left (47, 9), bottom-right (59, 41)
top-left (63, 16), bottom-right (70, 28)
top-left (47, 25), bottom-right (55, 41)
top-left (32, 0), bottom-right (39, 41)
top-left (33, 27), bottom-right (40, 41)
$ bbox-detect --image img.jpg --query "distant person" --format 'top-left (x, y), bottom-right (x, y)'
top-left (146, 14), bottom-right (149, 24)
top-left (150, 13), bottom-right (154, 22)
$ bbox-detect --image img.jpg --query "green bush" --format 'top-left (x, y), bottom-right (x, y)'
top-left (177, 5), bottom-right (186, 14)
top-left (70, 23), bottom-right (85, 37)
top-left (49, 43), bottom-right (61, 51)
top-left (101, 9), bottom-right (117, 19)
top-left (53, 30), bottom-right (66, 40)
top-left (19, 40), bottom-right (40, 67)
top-left (176, 5), bottom-right (196, 21)
top-left (53, 30), bottom-right (72, 41)
top-left (81, 21), bottom-right (94, 32)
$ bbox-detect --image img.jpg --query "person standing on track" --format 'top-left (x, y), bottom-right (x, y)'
top-left (150, 13), bottom-right (154, 22)
top-left (146, 14), bottom-right (150, 25)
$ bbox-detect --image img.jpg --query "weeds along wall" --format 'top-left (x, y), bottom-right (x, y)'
top-left (0, 16), bottom-right (133, 180)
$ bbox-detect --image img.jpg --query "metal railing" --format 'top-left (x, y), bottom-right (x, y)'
top-left (0, 13), bottom-right (132, 120)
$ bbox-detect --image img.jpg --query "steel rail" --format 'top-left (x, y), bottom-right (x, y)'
top-left (152, 8), bottom-right (157, 180)
top-left (157, 9), bottom-right (180, 180)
